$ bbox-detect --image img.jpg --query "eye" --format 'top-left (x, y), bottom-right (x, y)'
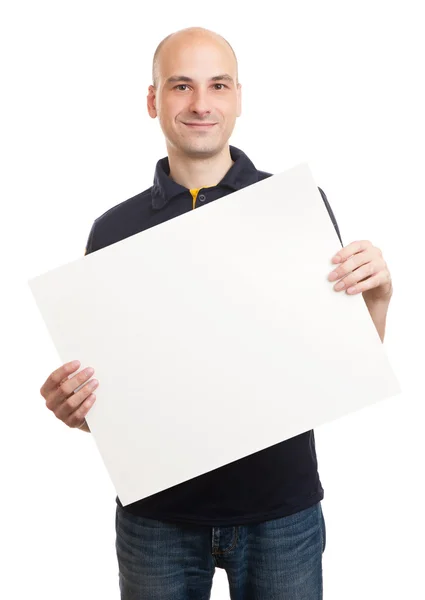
top-left (174, 84), bottom-right (189, 91)
top-left (214, 83), bottom-right (227, 90)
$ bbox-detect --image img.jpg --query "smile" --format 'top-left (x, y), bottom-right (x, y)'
top-left (183, 123), bottom-right (217, 129)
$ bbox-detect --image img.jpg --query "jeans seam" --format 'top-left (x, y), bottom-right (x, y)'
top-left (212, 527), bottom-right (239, 556)
top-left (320, 505), bottom-right (326, 554)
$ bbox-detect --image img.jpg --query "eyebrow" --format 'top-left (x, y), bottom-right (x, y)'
top-left (166, 74), bottom-right (234, 84)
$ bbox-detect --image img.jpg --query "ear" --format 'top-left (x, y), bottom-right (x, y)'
top-left (147, 85), bottom-right (157, 119)
top-left (236, 83), bottom-right (242, 118)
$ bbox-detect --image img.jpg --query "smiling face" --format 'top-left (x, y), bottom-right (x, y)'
top-left (147, 30), bottom-right (241, 158)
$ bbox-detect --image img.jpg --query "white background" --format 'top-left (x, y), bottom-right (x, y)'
top-left (1, 1), bottom-right (423, 598)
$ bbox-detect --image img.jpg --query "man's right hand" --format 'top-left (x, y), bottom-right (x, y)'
top-left (40, 360), bottom-right (99, 430)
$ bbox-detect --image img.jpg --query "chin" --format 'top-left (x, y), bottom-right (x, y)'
top-left (177, 139), bottom-right (226, 157)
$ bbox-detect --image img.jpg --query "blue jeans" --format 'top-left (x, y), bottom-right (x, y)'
top-left (115, 501), bottom-right (326, 599)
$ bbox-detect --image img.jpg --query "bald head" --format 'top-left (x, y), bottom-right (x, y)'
top-left (152, 27), bottom-right (238, 88)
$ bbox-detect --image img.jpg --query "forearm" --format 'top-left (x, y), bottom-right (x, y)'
top-left (78, 420), bottom-right (91, 433)
top-left (363, 294), bottom-right (391, 343)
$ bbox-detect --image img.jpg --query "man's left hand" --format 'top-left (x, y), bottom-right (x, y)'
top-left (328, 240), bottom-right (393, 303)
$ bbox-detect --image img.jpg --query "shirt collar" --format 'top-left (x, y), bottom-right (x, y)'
top-left (151, 145), bottom-right (260, 209)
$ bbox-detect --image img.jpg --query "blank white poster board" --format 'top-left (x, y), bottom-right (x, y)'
top-left (29, 163), bottom-right (401, 506)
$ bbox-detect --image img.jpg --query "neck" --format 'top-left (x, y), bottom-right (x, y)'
top-left (166, 144), bottom-right (234, 189)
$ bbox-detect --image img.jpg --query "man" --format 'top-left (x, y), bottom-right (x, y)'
top-left (40, 27), bottom-right (393, 599)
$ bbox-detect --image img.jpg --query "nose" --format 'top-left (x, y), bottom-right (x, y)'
top-left (189, 89), bottom-right (212, 118)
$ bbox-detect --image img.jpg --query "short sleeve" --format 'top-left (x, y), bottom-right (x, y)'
top-left (318, 187), bottom-right (343, 248)
top-left (84, 222), bottom-right (96, 255)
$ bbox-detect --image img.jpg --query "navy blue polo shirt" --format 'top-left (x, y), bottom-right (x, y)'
top-left (85, 145), bottom-right (343, 526)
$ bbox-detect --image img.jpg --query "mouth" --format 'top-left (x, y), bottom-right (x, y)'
top-left (182, 122), bottom-right (218, 129)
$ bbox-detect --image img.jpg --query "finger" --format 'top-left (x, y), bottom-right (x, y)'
top-left (346, 272), bottom-right (384, 294)
top-left (333, 261), bottom-right (379, 291)
top-left (46, 366), bottom-right (96, 412)
top-left (65, 393), bottom-right (97, 429)
top-left (59, 366), bottom-right (96, 400)
top-left (40, 360), bottom-right (81, 397)
top-left (329, 249), bottom-right (377, 281)
top-left (55, 378), bottom-right (99, 423)
top-left (332, 240), bottom-right (372, 264)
